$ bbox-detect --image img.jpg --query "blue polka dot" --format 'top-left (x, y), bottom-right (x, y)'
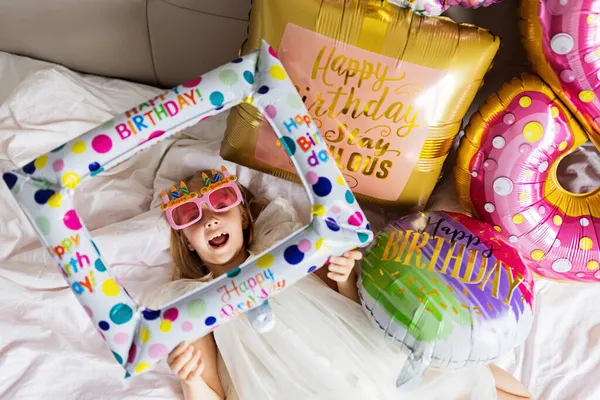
top-left (232, 57), bottom-right (243, 63)
top-left (3, 172), bottom-right (17, 190)
top-left (345, 190), bottom-right (355, 204)
top-left (34, 189), bottom-right (55, 205)
top-left (110, 303), bottom-right (133, 325)
top-left (358, 232), bottom-right (370, 243)
top-left (95, 259), bottom-right (106, 272)
top-left (366, 223), bottom-right (370, 230)
top-left (99, 320), bottom-right (110, 330)
top-left (325, 217), bottom-right (340, 232)
top-left (258, 86), bottom-right (269, 94)
top-left (205, 316), bottom-right (217, 326)
top-left (284, 245), bottom-right (304, 265)
top-left (22, 161), bottom-right (36, 174)
top-left (243, 71), bottom-right (254, 84)
top-left (112, 351), bottom-right (123, 365)
top-left (281, 136), bottom-right (296, 156)
top-left (308, 266), bottom-right (317, 273)
top-left (89, 162), bottom-right (101, 172)
top-left (313, 177), bottom-right (332, 197)
top-left (210, 91), bottom-right (224, 107)
top-left (51, 144), bottom-right (65, 153)
top-left (91, 240), bottom-right (100, 256)
top-left (142, 309), bottom-right (161, 320)
top-left (227, 267), bottom-right (241, 278)
top-left (216, 105), bottom-right (224, 111)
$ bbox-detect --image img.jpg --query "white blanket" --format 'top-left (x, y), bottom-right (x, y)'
top-left (1, 50), bottom-right (599, 400)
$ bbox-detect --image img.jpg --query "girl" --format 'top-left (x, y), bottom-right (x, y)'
top-left (144, 168), bottom-right (532, 400)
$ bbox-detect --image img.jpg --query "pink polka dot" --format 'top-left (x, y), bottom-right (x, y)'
top-left (181, 321), bottom-right (193, 332)
top-left (83, 305), bottom-right (93, 318)
top-left (483, 159), bottom-right (497, 172)
top-left (538, 205), bottom-right (546, 215)
top-left (298, 239), bottom-right (312, 253)
top-left (147, 130), bottom-right (165, 141)
top-left (182, 77), bottom-right (202, 88)
top-left (503, 113), bottom-right (515, 125)
top-left (164, 308), bottom-right (179, 322)
top-left (519, 143), bottom-right (531, 154)
top-left (63, 209), bottom-right (82, 230)
top-left (269, 46), bottom-right (278, 59)
top-left (560, 69), bottom-right (575, 83)
top-left (306, 171), bottom-right (319, 185)
top-left (576, 272), bottom-right (585, 278)
top-left (91, 134), bottom-right (113, 154)
top-left (114, 332), bottom-right (129, 345)
top-left (53, 159), bottom-right (64, 172)
top-left (331, 205), bottom-right (341, 213)
top-left (348, 212), bottom-right (364, 227)
top-left (128, 343), bottom-right (137, 364)
top-left (265, 105), bottom-right (277, 118)
top-left (149, 343), bottom-right (169, 359)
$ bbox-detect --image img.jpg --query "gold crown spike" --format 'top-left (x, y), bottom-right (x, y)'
top-left (180, 181), bottom-right (189, 195)
top-left (221, 165), bottom-right (230, 178)
top-left (211, 169), bottom-right (220, 182)
top-left (171, 185), bottom-right (179, 199)
top-left (201, 172), bottom-right (211, 187)
top-left (161, 190), bottom-right (169, 204)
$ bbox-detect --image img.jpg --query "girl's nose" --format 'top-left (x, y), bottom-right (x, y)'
top-left (205, 218), bottom-right (219, 229)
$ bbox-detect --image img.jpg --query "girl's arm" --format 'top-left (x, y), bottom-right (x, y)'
top-left (490, 364), bottom-right (533, 400)
top-left (315, 251), bottom-right (363, 303)
top-left (168, 335), bottom-right (225, 400)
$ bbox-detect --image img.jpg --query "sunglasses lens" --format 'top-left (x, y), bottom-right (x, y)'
top-left (173, 202), bottom-right (200, 226)
top-left (208, 187), bottom-right (239, 210)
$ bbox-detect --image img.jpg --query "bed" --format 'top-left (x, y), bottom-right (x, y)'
top-left (1, 1), bottom-right (599, 399)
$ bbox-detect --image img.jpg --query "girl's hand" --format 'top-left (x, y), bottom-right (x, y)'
top-left (327, 250), bottom-right (363, 283)
top-left (168, 341), bottom-right (205, 383)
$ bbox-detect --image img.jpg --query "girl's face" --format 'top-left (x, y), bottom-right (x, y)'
top-left (181, 179), bottom-right (246, 268)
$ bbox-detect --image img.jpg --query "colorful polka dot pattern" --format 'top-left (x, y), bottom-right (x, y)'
top-left (461, 77), bottom-right (600, 281)
top-left (524, 0), bottom-right (600, 141)
top-left (1, 41), bottom-right (373, 377)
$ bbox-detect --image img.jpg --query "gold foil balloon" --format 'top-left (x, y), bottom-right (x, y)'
top-left (222, 0), bottom-right (500, 209)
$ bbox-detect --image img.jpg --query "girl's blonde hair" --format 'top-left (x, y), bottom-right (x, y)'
top-left (169, 170), bottom-right (266, 282)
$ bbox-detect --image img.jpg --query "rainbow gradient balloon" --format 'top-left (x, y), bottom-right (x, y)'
top-left (359, 211), bottom-right (534, 388)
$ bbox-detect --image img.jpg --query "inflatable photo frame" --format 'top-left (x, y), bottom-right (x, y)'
top-left (2, 41), bottom-right (374, 377)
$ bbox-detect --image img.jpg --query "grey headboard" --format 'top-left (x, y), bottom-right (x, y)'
top-left (0, 0), bottom-right (251, 88)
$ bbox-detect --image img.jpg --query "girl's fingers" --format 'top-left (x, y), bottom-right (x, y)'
top-left (328, 264), bottom-right (350, 274)
top-left (167, 341), bottom-right (188, 364)
top-left (170, 346), bottom-right (194, 374)
top-left (188, 356), bottom-right (206, 381)
top-left (343, 250), bottom-right (363, 260)
top-left (179, 351), bottom-right (201, 379)
top-left (329, 256), bottom-right (353, 267)
top-left (327, 271), bottom-right (348, 282)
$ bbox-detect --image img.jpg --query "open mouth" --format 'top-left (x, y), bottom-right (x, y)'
top-left (208, 233), bottom-right (229, 249)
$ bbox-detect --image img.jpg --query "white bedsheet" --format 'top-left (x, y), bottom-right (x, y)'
top-left (1, 50), bottom-right (599, 400)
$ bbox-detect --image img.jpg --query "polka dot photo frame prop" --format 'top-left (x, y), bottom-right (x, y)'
top-left (455, 73), bottom-right (600, 282)
top-left (2, 41), bottom-right (374, 377)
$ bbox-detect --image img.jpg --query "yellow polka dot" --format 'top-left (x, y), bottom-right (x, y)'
top-left (587, 260), bottom-right (599, 271)
top-left (519, 192), bottom-right (530, 202)
top-left (512, 214), bottom-right (525, 225)
top-left (580, 237), bottom-right (594, 251)
top-left (72, 141), bottom-right (86, 154)
top-left (558, 141), bottom-right (568, 151)
top-left (579, 90), bottom-right (595, 103)
top-left (523, 121), bottom-right (544, 143)
top-left (337, 175), bottom-right (345, 186)
top-left (494, 225), bottom-right (502, 232)
top-left (531, 250), bottom-right (545, 261)
top-left (34, 155), bottom-right (48, 169)
top-left (311, 204), bottom-right (326, 217)
top-left (519, 96), bottom-right (532, 108)
top-left (553, 215), bottom-right (563, 226)
top-left (269, 65), bottom-right (286, 80)
top-left (135, 362), bottom-right (151, 374)
top-left (256, 254), bottom-right (274, 269)
top-left (62, 172), bottom-right (81, 189)
top-left (139, 327), bottom-right (150, 344)
top-left (101, 278), bottom-right (120, 297)
top-left (316, 237), bottom-right (327, 250)
top-left (588, 14), bottom-right (597, 24)
top-left (550, 106), bottom-right (559, 118)
top-left (47, 193), bottom-right (63, 208)
top-left (160, 320), bottom-right (172, 333)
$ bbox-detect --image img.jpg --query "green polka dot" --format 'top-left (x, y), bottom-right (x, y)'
top-left (35, 216), bottom-right (51, 235)
top-left (187, 299), bottom-right (206, 318)
top-left (11, 183), bottom-right (20, 194)
top-left (286, 93), bottom-right (303, 109)
top-left (219, 70), bottom-right (238, 85)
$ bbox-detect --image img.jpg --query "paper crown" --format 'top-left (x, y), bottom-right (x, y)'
top-left (160, 166), bottom-right (236, 210)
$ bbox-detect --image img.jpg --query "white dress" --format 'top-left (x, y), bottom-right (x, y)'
top-left (144, 198), bottom-right (497, 400)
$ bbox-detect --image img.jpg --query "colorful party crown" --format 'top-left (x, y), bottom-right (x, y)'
top-left (160, 181), bottom-right (198, 211)
top-left (199, 166), bottom-right (237, 194)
